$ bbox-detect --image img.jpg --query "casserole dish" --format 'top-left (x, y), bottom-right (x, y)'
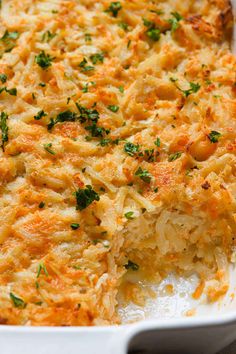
top-left (0, 1), bottom-right (236, 353)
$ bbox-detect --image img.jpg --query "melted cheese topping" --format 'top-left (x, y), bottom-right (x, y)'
top-left (0, 0), bottom-right (235, 326)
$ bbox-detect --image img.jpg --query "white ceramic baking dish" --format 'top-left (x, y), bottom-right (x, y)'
top-left (1, 3), bottom-right (236, 354)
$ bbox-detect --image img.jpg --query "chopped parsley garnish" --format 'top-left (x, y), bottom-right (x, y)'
top-left (44, 143), bottom-right (56, 155)
top-left (71, 223), bottom-right (80, 230)
top-left (150, 9), bottom-right (164, 15)
top-left (0, 112), bottom-right (8, 150)
top-left (124, 142), bottom-right (140, 156)
top-left (76, 104), bottom-right (109, 138)
top-left (124, 260), bottom-right (139, 271)
top-left (92, 239), bottom-right (110, 248)
top-left (35, 51), bottom-right (54, 70)
top-left (143, 18), bottom-right (154, 28)
top-left (168, 151), bottom-right (182, 162)
top-left (85, 33), bottom-right (92, 42)
top-left (48, 110), bottom-right (77, 130)
top-left (0, 30), bottom-right (19, 53)
top-left (81, 83), bottom-right (89, 93)
top-left (35, 301), bottom-right (43, 306)
top-left (168, 12), bottom-right (183, 32)
top-left (124, 211), bottom-right (134, 219)
top-left (208, 131), bottom-right (221, 143)
top-left (6, 87), bottom-right (17, 95)
top-left (42, 30), bottom-right (56, 42)
top-left (34, 110), bottom-right (47, 120)
top-left (142, 18), bottom-right (160, 41)
top-left (39, 82), bottom-right (46, 87)
top-left (38, 201), bottom-right (45, 209)
top-left (85, 123), bottom-right (110, 138)
top-left (99, 138), bottom-right (112, 146)
top-left (37, 263), bottom-right (48, 278)
top-left (10, 292), bottom-right (26, 308)
top-left (76, 104), bottom-right (99, 123)
top-left (105, 2), bottom-right (122, 17)
top-left (1, 30), bottom-right (19, 41)
top-left (0, 87), bottom-right (17, 96)
top-left (74, 185), bottom-right (100, 210)
top-left (143, 148), bottom-right (156, 162)
top-left (90, 53), bottom-right (104, 65)
top-left (78, 58), bottom-right (94, 72)
top-left (81, 81), bottom-right (95, 93)
top-left (205, 79), bottom-right (212, 85)
top-left (181, 82), bottom-right (201, 97)
top-left (118, 85), bottom-right (124, 93)
top-left (146, 28), bottom-right (160, 41)
top-left (107, 105), bottom-right (119, 113)
top-left (124, 142), bottom-right (159, 162)
top-left (35, 281), bottom-right (40, 289)
top-left (154, 137), bottom-right (161, 147)
top-left (0, 73), bottom-right (7, 83)
top-left (98, 138), bottom-right (121, 146)
top-left (135, 167), bottom-right (152, 183)
top-left (118, 22), bottom-right (129, 31)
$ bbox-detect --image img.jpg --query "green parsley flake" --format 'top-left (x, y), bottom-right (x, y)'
top-left (142, 18), bottom-right (160, 41)
top-left (107, 105), bottom-right (119, 113)
top-left (118, 85), bottom-right (124, 93)
top-left (34, 110), bottom-right (47, 120)
top-left (0, 87), bottom-right (17, 96)
top-left (168, 12), bottom-right (183, 32)
top-left (124, 142), bottom-right (140, 156)
top-left (99, 138), bottom-right (112, 146)
top-left (154, 137), bottom-right (161, 147)
top-left (85, 33), bottom-right (92, 42)
top-left (182, 82), bottom-right (201, 97)
top-left (90, 53), bottom-right (104, 65)
top-left (150, 9), bottom-right (164, 15)
top-left (168, 151), bottom-right (182, 162)
top-left (124, 211), bottom-right (134, 220)
top-left (38, 201), bottom-right (45, 209)
top-left (135, 167), bottom-right (152, 183)
top-left (78, 58), bottom-right (94, 72)
top-left (208, 131), bottom-right (221, 143)
top-left (118, 22), bottom-right (129, 31)
top-left (0, 112), bottom-right (8, 150)
top-left (106, 2), bottom-right (122, 17)
top-left (71, 223), bottom-right (80, 230)
top-left (146, 28), bottom-right (160, 41)
top-left (10, 292), bottom-right (26, 308)
top-left (74, 185), bottom-right (100, 210)
top-left (76, 104), bottom-right (99, 123)
top-left (0, 30), bottom-right (19, 53)
top-left (48, 110), bottom-right (77, 130)
top-left (44, 143), bottom-right (56, 155)
top-left (37, 263), bottom-right (48, 278)
top-left (42, 30), bottom-right (56, 43)
top-left (124, 260), bottom-right (139, 271)
top-left (35, 51), bottom-right (54, 70)
top-left (85, 123), bottom-right (110, 138)
top-left (0, 74), bottom-right (7, 83)
top-left (1, 30), bottom-right (19, 41)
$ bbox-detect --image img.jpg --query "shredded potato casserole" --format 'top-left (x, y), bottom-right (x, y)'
top-left (0, 0), bottom-right (235, 326)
